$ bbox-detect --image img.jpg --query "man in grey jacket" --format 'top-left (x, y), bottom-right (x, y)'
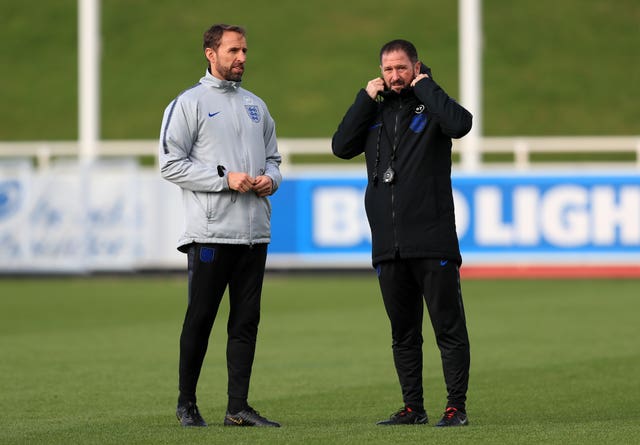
top-left (159, 24), bottom-right (282, 428)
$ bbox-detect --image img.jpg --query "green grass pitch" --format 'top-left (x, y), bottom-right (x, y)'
top-left (1, 274), bottom-right (639, 444)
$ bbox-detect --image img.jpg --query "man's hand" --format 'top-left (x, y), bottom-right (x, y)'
top-left (228, 172), bottom-right (255, 193)
top-left (252, 175), bottom-right (273, 197)
top-left (410, 73), bottom-right (430, 87)
top-left (365, 77), bottom-right (385, 99)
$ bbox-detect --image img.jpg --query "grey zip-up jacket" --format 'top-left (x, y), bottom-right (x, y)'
top-left (159, 70), bottom-right (282, 252)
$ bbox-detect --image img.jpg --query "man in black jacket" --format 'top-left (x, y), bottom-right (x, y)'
top-left (332, 39), bottom-right (472, 427)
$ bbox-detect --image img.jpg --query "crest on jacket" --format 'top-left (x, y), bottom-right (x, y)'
top-left (410, 113), bottom-right (428, 133)
top-left (245, 105), bottom-right (261, 123)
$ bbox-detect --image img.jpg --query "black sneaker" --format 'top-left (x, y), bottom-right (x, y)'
top-left (435, 407), bottom-right (468, 427)
top-left (176, 401), bottom-right (208, 427)
top-left (376, 407), bottom-right (428, 425)
top-left (224, 406), bottom-right (281, 427)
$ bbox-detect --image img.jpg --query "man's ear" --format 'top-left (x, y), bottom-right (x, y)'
top-left (205, 47), bottom-right (216, 65)
top-left (414, 61), bottom-right (422, 76)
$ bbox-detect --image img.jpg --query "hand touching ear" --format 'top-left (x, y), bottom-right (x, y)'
top-left (366, 77), bottom-right (385, 99)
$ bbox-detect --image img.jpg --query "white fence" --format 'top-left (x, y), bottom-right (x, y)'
top-left (1, 136), bottom-right (640, 273)
top-left (1, 136), bottom-right (639, 171)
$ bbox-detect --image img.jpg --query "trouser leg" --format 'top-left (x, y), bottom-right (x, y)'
top-left (226, 244), bottom-right (268, 408)
top-left (178, 244), bottom-right (229, 404)
top-left (377, 260), bottom-right (425, 410)
top-left (422, 260), bottom-right (470, 410)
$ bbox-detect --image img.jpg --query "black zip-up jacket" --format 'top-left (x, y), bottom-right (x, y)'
top-left (332, 74), bottom-right (472, 266)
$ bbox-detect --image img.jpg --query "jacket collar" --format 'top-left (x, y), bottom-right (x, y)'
top-left (380, 87), bottom-right (415, 101)
top-left (200, 69), bottom-right (241, 92)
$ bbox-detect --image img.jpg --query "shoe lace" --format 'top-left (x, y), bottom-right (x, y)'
top-left (246, 406), bottom-right (264, 418)
top-left (393, 406), bottom-right (413, 417)
top-left (187, 404), bottom-right (201, 418)
top-left (443, 407), bottom-right (458, 420)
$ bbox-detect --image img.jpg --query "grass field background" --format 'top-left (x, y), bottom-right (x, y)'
top-left (1, 0), bottom-right (638, 140)
top-left (3, 3), bottom-right (639, 443)
top-left (1, 274), bottom-right (638, 444)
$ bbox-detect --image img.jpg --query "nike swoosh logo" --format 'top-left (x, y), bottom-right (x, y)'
top-left (208, 111), bottom-right (221, 118)
top-left (440, 260), bottom-right (448, 266)
top-left (226, 416), bottom-right (243, 425)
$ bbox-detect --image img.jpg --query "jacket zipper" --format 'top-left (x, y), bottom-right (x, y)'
top-left (391, 102), bottom-right (401, 255)
top-left (228, 92), bottom-right (254, 244)
top-left (237, 95), bottom-right (254, 244)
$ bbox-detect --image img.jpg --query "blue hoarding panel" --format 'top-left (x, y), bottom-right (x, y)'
top-left (268, 172), bottom-right (640, 265)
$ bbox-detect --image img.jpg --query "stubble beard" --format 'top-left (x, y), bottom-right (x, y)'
top-left (216, 61), bottom-right (244, 82)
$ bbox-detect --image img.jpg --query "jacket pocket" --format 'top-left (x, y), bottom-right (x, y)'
top-left (253, 197), bottom-right (272, 237)
top-left (191, 191), bottom-right (209, 215)
top-left (435, 176), bottom-right (454, 215)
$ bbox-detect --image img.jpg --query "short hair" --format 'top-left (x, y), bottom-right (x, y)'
top-left (203, 24), bottom-right (246, 52)
top-left (379, 39), bottom-right (418, 64)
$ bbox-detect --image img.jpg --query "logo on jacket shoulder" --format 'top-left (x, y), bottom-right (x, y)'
top-left (245, 105), bottom-right (261, 123)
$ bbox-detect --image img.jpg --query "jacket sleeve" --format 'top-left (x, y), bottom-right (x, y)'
top-left (413, 77), bottom-right (472, 139)
top-left (332, 89), bottom-right (379, 160)
top-left (158, 96), bottom-right (229, 192)
top-left (262, 106), bottom-right (282, 194)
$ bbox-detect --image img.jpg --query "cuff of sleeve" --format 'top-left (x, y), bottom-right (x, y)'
top-left (266, 175), bottom-right (277, 194)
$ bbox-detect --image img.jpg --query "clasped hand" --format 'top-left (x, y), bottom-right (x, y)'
top-left (228, 172), bottom-right (272, 197)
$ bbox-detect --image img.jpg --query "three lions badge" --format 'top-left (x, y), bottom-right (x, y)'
top-left (245, 105), bottom-right (261, 123)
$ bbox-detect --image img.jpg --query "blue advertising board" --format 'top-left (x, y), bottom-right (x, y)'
top-left (268, 171), bottom-right (640, 266)
top-left (1, 166), bottom-right (639, 271)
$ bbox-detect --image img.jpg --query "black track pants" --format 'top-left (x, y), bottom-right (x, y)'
top-left (178, 243), bottom-right (267, 404)
top-left (377, 258), bottom-right (470, 410)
